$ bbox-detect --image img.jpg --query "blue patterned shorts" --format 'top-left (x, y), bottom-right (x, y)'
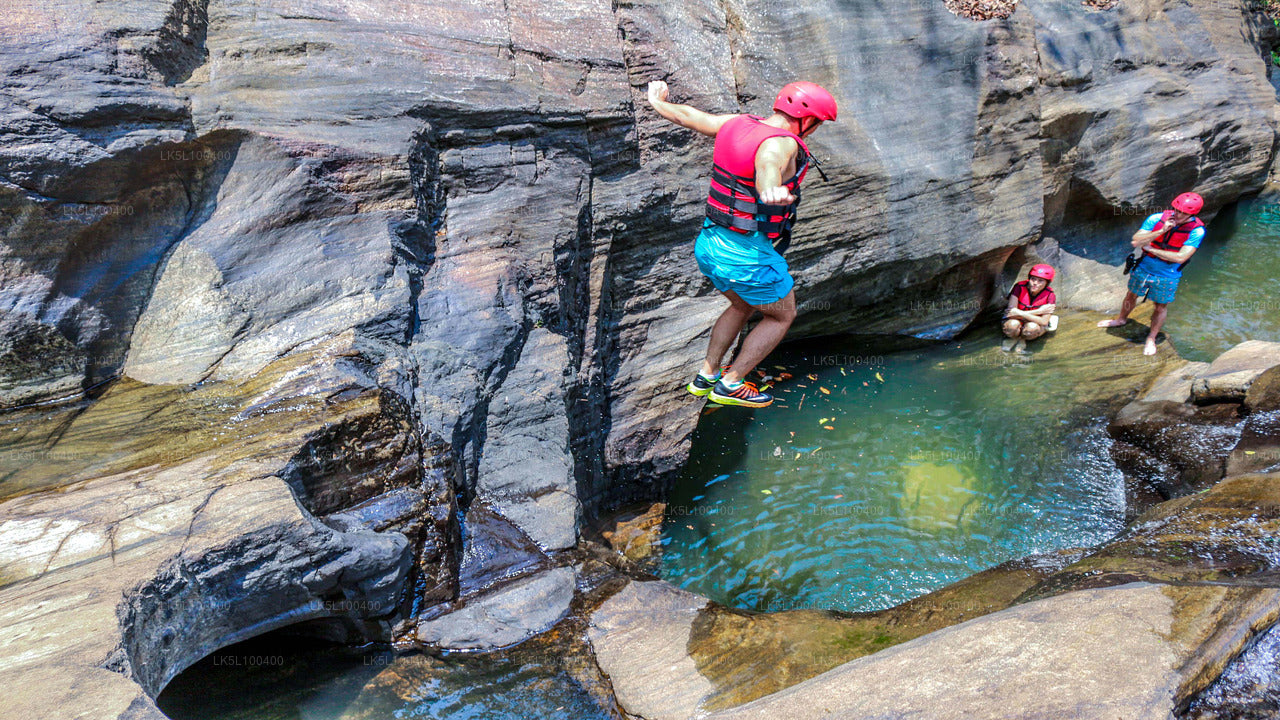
top-left (1127, 265), bottom-right (1180, 304)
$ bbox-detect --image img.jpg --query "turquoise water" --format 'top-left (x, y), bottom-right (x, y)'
top-left (1168, 198), bottom-right (1280, 362)
top-left (661, 333), bottom-right (1129, 614)
top-left (659, 197), bottom-right (1280, 615)
top-left (157, 635), bottom-right (618, 720)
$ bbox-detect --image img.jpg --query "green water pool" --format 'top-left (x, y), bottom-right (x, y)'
top-left (1166, 197), bottom-right (1280, 362)
top-left (660, 330), bottom-right (1130, 614)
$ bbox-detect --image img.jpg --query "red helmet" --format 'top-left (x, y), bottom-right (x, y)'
top-left (773, 82), bottom-right (838, 122)
top-left (1029, 264), bottom-right (1055, 281)
top-left (1171, 192), bottom-right (1203, 215)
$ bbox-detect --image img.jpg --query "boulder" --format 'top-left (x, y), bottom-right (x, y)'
top-left (1244, 364), bottom-right (1280, 414)
top-left (1192, 341), bottom-right (1280, 404)
top-left (1142, 361), bottom-right (1211, 405)
top-left (588, 581), bottom-right (713, 720)
top-left (589, 553), bottom-right (1079, 719)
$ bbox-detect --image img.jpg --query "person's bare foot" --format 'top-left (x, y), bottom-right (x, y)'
top-left (1097, 318), bottom-right (1129, 328)
top-left (1143, 338), bottom-right (1158, 356)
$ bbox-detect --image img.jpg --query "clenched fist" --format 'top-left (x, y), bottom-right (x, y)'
top-left (647, 80), bottom-right (669, 106)
top-left (758, 185), bottom-right (797, 206)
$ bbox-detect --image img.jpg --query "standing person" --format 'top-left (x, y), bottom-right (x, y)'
top-left (646, 79), bottom-right (837, 408)
top-left (1097, 192), bottom-right (1207, 355)
top-left (1002, 264), bottom-right (1057, 352)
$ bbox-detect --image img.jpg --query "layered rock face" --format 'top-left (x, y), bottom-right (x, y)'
top-left (0, 0), bottom-right (1277, 715)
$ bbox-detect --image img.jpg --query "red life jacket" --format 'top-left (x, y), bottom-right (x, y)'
top-left (705, 115), bottom-right (810, 252)
top-left (1010, 280), bottom-right (1055, 311)
top-left (1145, 212), bottom-right (1205, 271)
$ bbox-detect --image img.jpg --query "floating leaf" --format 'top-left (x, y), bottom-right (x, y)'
top-left (823, 425), bottom-right (834, 430)
top-left (819, 386), bottom-right (831, 395)
top-left (807, 373), bottom-right (819, 381)
top-left (779, 372), bottom-right (793, 380)
top-left (773, 446), bottom-right (783, 457)
top-left (1245, 450), bottom-right (1257, 455)
top-left (774, 365), bottom-right (787, 371)
top-left (840, 368), bottom-right (847, 376)
top-left (820, 417), bottom-right (830, 424)
top-left (875, 372), bottom-right (885, 382)
top-left (794, 452), bottom-right (802, 460)
top-left (833, 494), bottom-right (843, 499)
top-left (761, 489), bottom-right (773, 495)
top-left (789, 431), bottom-right (795, 437)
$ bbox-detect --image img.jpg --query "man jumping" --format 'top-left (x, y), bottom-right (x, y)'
top-left (646, 80), bottom-right (837, 407)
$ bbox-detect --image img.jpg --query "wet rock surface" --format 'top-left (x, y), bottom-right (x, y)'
top-left (707, 583), bottom-right (1280, 720)
top-left (588, 551), bottom-right (1081, 718)
top-left (0, 343), bottom-right (440, 719)
top-left (416, 567), bottom-right (576, 651)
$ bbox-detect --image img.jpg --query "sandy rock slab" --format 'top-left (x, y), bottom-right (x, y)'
top-left (708, 583), bottom-right (1280, 720)
top-left (0, 345), bottom-right (430, 720)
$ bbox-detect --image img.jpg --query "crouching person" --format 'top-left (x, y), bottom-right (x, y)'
top-left (1002, 264), bottom-right (1056, 352)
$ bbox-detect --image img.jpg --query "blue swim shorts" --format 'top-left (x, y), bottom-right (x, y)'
top-left (693, 220), bottom-right (794, 307)
top-left (1127, 264), bottom-right (1180, 305)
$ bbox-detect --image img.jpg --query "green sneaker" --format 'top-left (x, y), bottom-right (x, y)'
top-left (686, 372), bottom-right (720, 397)
top-left (708, 379), bottom-right (773, 408)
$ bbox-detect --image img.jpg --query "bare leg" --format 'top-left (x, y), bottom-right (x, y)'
top-left (722, 291), bottom-right (797, 384)
top-left (1097, 291), bottom-right (1138, 328)
top-left (1144, 302), bottom-right (1168, 355)
top-left (700, 290), bottom-right (754, 377)
top-left (1021, 322), bottom-right (1045, 340)
top-left (1002, 319), bottom-right (1022, 338)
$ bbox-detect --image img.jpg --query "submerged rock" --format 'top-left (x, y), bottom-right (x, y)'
top-left (415, 567), bottom-right (576, 652)
top-left (588, 552), bottom-right (1080, 719)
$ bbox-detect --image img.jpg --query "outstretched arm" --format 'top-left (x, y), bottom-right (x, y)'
top-left (646, 81), bottom-right (735, 138)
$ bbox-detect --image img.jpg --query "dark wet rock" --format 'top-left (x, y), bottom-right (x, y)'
top-left (1020, 473), bottom-right (1280, 601)
top-left (475, 327), bottom-right (579, 551)
top-left (1182, 620), bottom-right (1280, 720)
top-left (3, 0), bottom-right (1274, 527)
top-left (0, 1), bottom-right (1277, 716)
top-left (415, 567), bottom-right (576, 651)
top-left (1029, 0), bottom-right (1277, 312)
top-left (1108, 398), bottom-right (1244, 505)
top-left (456, 500), bottom-right (550, 600)
top-left (1227, 410), bottom-right (1280, 478)
top-left (1192, 342), bottom-right (1280, 404)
